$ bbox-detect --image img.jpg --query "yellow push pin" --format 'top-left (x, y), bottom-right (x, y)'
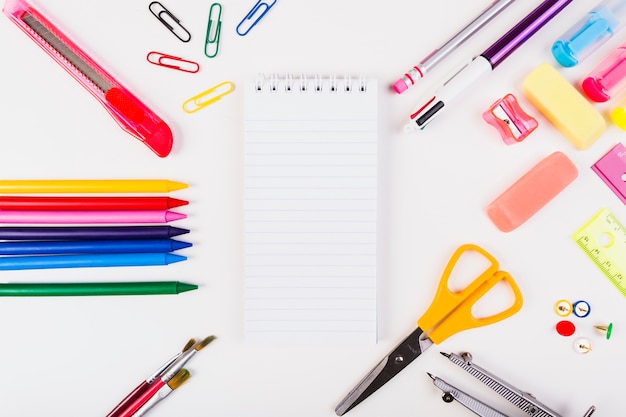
top-left (595, 323), bottom-right (613, 340)
top-left (554, 299), bottom-right (572, 316)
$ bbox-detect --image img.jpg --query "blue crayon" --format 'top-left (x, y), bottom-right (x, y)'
top-left (0, 253), bottom-right (186, 270)
top-left (0, 239), bottom-right (192, 255)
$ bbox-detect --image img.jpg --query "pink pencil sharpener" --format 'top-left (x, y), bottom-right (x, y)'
top-left (483, 94), bottom-right (538, 145)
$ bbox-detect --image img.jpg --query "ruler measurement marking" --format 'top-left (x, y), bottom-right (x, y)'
top-left (574, 208), bottom-right (626, 297)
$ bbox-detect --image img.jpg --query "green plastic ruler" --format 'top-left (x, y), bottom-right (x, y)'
top-left (573, 208), bottom-right (626, 297)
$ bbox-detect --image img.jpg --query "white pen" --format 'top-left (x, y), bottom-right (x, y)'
top-left (392, 0), bottom-right (517, 94)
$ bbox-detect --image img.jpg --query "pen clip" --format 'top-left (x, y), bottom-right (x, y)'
top-left (148, 1), bottom-right (191, 43)
top-left (182, 81), bottom-right (235, 113)
top-left (146, 52), bottom-right (200, 73)
top-left (205, 3), bottom-right (222, 58)
top-left (236, 0), bottom-right (276, 36)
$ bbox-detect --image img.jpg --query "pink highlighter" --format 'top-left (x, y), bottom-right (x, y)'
top-left (581, 42), bottom-right (626, 102)
top-left (2, 0), bottom-right (174, 157)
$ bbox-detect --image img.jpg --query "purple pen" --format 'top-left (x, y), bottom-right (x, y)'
top-left (407, 0), bottom-right (573, 131)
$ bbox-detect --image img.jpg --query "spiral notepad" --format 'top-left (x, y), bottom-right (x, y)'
top-left (244, 74), bottom-right (378, 345)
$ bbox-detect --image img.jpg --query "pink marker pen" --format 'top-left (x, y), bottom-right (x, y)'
top-left (2, 0), bottom-right (174, 157)
top-left (582, 43), bottom-right (626, 102)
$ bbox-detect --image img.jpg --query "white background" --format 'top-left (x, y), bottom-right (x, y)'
top-left (0, 0), bottom-right (624, 416)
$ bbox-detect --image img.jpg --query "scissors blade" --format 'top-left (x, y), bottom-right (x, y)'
top-left (335, 327), bottom-right (432, 415)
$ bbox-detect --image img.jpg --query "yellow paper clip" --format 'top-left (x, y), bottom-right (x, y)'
top-left (182, 81), bottom-right (234, 113)
top-left (236, 0), bottom-right (276, 36)
top-left (205, 3), bottom-right (222, 58)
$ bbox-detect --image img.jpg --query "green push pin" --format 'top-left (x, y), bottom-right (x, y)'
top-left (595, 323), bottom-right (613, 340)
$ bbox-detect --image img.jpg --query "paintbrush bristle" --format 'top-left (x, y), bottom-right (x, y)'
top-left (195, 335), bottom-right (216, 351)
top-left (182, 338), bottom-right (196, 352)
top-left (168, 368), bottom-right (191, 390)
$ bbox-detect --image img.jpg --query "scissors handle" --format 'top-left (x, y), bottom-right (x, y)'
top-left (418, 244), bottom-right (523, 345)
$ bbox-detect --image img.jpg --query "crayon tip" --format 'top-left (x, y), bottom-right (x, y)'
top-left (165, 253), bottom-right (187, 265)
top-left (176, 282), bottom-right (198, 293)
top-left (165, 211), bottom-right (187, 222)
top-left (170, 239), bottom-right (193, 251)
top-left (166, 181), bottom-right (188, 192)
top-left (167, 226), bottom-right (190, 237)
top-left (167, 197), bottom-right (189, 209)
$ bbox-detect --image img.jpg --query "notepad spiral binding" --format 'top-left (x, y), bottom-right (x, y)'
top-left (254, 74), bottom-right (369, 93)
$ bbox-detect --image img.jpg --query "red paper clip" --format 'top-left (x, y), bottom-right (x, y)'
top-left (146, 52), bottom-right (200, 73)
top-left (483, 93), bottom-right (538, 145)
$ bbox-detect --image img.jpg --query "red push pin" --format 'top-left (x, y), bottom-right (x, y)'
top-left (556, 320), bottom-right (576, 336)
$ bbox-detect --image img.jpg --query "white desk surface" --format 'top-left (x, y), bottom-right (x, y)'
top-left (0, 0), bottom-right (624, 416)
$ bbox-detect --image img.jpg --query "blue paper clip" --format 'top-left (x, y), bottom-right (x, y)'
top-left (149, 1), bottom-right (191, 43)
top-left (205, 3), bottom-right (222, 58)
top-left (182, 81), bottom-right (235, 113)
top-left (236, 0), bottom-right (276, 36)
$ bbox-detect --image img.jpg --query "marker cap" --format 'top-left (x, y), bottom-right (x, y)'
top-left (581, 44), bottom-right (626, 102)
top-left (552, 0), bottom-right (626, 67)
top-left (611, 103), bottom-right (626, 129)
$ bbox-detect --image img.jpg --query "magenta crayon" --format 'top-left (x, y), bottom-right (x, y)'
top-left (0, 210), bottom-right (186, 224)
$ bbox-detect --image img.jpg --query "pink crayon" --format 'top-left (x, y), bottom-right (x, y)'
top-left (0, 210), bottom-right (186, 224)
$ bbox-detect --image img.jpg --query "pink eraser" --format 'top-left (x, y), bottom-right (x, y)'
top-left (486, 151), bottom-right (578, 232)
top-left (393, 79), bottom-right (408, 94)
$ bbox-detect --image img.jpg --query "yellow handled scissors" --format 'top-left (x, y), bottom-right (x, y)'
top-left (335, 244), bottom-right (523, 415)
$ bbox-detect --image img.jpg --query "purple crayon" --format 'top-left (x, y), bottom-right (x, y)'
top-left (407, 0), bottom-right (573, 131)
top-left (0, 226), bottom-right (190, 241)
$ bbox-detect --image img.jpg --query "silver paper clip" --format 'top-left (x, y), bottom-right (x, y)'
top-left (205, 3), bottom-right (222, 58)
top-left (147, 52), bottom-right (200, 73)
top-left (149, 1), bottom-right (191, 43)
top-left (182, 81), bottom-right (235, 113)
top-left (236, 0), bottom-right (276, 36)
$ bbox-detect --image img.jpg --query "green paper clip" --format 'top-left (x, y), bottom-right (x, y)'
top-left (205, 3), bottom-right (222, 58)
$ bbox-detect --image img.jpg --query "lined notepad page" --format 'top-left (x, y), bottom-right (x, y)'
top-left (244, 75), bottom-right (378, 345)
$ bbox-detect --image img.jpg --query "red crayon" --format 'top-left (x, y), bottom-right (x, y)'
top-left (0, 196), bottom-right (188, 211)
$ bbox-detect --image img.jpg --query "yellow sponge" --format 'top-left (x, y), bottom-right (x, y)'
top-left (522, 63), bottom-right (605, 150)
